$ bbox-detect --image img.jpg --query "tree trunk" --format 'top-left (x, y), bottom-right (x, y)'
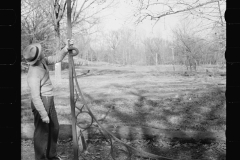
top-left (86, 52), bottom-right (88, 65)
top-left (54, 25), bottom-right (62, 86)
top-left (125, 51), bottom-right (127, 65)
top-left (155, 53), bottom-right (158, 66)
top-left (122, 51), bottom-right (125, 65)
top-left (91, 51), bottom-right (93, 62)
top-left (172, 48), bottom-right (175, 71)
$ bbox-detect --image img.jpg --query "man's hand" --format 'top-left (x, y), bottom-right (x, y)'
top-left (42, 116), bottom-right (50, 123)
top-left (63, 39), bottom-right (74, 52)
top-left (67, 39), bottom-right (74, 47)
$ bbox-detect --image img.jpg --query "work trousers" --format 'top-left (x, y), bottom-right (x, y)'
top-left (31, 96), bottom-right (59, 160)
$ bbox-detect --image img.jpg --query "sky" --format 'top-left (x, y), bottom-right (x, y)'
top-left (98, 0), bottom-right (181, 41)
top-left (96, 0), bottom-right (226, 42)
top-left (72, 0), bottom-right (226, 46)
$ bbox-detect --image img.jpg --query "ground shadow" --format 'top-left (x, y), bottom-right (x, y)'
top-left (79, 83), bottom-right (225, 160)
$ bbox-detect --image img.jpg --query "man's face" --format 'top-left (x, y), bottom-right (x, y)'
top-left (38, 52), bottom-right (44, 61)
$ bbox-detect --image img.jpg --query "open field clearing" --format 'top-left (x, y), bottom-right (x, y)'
top-left (21, 64), bottom-right (226, 160)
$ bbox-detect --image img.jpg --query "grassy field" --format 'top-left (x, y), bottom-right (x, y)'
top-left (21, 64), bottom-right (226, 160)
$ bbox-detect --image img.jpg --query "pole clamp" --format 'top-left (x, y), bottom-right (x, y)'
top-left (68, 46), bottom-right (79, 56)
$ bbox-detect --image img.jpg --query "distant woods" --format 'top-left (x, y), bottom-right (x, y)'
top-left (21, 0), bottom-right (226, 69)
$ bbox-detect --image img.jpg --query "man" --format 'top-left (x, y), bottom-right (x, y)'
top-left (23, 40), bottom-right (73, 160)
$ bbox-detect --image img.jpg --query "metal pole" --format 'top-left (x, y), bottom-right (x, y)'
top-left (67, 0), bottom-right (78, 159)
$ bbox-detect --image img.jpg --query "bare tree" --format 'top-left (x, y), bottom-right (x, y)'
top-left (33, 0), bottom-right (116, 83)
top-left (133, 0), bottom-right (225, 26)
top-left (134, 0), bottom-right (226, 49)
top-left (21, 0), bottom-right (54, 58)
top-left (103, 27), bottom-right (137, 65)
top-left (106, 30), bottom-right (121, 64)
top-left (129, 0), bottom-right (226, 68)
top-left (72, 0), bottom-right (116, 29)
top-left (117, 28), bottom-right (135, 65)
top-left (143, 37), bottom-right (164, 66)
top-left (172, 20), bottom-right (212, 71)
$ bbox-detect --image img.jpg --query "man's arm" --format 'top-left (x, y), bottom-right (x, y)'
top-left (28, 75), bottom-right (48, 120)
top-left (45, 39), bottom-right (74, 65)
top-left (45, 47), bottom-right (68, 65)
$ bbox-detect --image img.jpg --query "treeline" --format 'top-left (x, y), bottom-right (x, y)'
top-left (79, 26), bottom-right (225, 67)
top-left (22, 0), bottom-right (226, 69)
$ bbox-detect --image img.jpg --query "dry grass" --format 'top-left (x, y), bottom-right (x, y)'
top-left (21, 64), bottom-right (226, 160)
top-left (21, 64), bottom-right (225, 132)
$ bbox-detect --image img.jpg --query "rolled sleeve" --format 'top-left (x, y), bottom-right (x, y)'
top-left (45, 48), bottom-right (68, 65)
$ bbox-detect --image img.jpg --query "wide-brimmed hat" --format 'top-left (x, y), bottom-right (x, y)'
top-left (23, 43), bottom-right (42, 65)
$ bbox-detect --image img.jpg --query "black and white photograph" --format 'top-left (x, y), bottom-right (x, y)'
top-left (21, 0), bottom-right (226, 159)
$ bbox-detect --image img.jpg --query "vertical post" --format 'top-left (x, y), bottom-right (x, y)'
top-left (67, 0), bottom-right (79, 159)
top-left (155, 53), bottom-right (158, 66)
top-left (171, 47), bottom-right (175, 71)
top-left (55, 63), bottom-right (61, 85)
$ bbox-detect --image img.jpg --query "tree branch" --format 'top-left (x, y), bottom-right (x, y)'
top-left (137, 0), bottom-right (224, 24)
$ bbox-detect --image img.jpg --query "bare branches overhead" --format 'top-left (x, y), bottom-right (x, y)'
top-left (71, 0), bottom-right (117, 28)
top-left (134, 0), bottom-right (226, 27)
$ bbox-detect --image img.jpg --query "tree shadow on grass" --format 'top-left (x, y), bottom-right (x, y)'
top-left (65, 79), bottom-right (225, 159)
top-left (83, 85), bottom-right (225, 159)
